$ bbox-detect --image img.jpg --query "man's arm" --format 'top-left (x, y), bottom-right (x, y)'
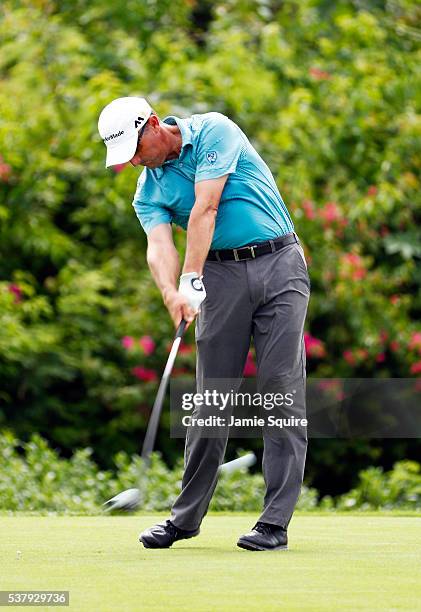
top-left (146, 223), bottom-right (196, 327)
top-left (146, 223), bottom-right (180, 304)
top-left (182, 175), bottom-right (228, 275)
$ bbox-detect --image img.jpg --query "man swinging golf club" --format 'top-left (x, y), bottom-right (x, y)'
top-left (98, 96), bottom-right (310, 551)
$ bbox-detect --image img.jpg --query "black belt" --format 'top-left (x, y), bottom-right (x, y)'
top-left (207, 232), bottom-right (299, 262)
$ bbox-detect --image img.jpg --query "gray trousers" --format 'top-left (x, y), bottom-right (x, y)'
top-left (170, 239), bottom-right (310, 531)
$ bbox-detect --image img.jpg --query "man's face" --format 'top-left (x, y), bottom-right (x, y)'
top-left (129, 115), bottom-right (168, 169)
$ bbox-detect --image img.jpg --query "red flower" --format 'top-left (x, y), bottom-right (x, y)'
top-left (343, 350), bottom-right (356, 366)
top-left (389, 341), bottom-right (399, 353)
top-left (0, 156), bottom-right (12, 182)
top-left (408, 332), bottom-right (421, 352)
top-left (376, 353), bottom-right (386, 363)
top-left (367, 185), bottom-right (378, 196)
top-left (139, 335), bottom-right (155, 356)
top-left (309, 67), bottom-right (331, 80)
top-left (302, 199), bottom-right (316, 220)
top-left (8, 284), bottom-right (22, 303)
top-left (304, 333), bottom-right (326, 359)
top-left (172, 367), bottom-right (191, 377)
top-left (243, 351), bottom-right (257, 377)
top-left (319, 201), bottom-right (341, 224)
top-left (341, 253), bottom-right (367, 281)
top-left (121, 336), bottom-right (135, 350)
top-left (179, 343), bottom-right (194, 355)
top-left (390, 295), bottom-right (400, 305)
top-left (131, 366), bottom-right (157, 382)
top-left (410, 361), bottom-right (421, 375)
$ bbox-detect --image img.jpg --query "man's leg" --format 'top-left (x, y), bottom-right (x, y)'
top-left (252, 242), bottom-right (310, 529)
top-left (170, 259), bottom-right (253, 531)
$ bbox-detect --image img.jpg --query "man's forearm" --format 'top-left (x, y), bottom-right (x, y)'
top-left (147, 241), bottom-right (180, 304)
top-left (183, 206), bottom-right (217, 276)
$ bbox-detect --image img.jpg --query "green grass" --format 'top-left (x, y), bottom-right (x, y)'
top-left (1, 513), bottom-right (420, 611)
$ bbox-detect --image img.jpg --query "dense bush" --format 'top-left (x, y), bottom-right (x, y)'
top-left (0, 1), bottom-right (420, 490)
top-left (0, 431), bottom-right (318, 514)
top-left (1, 433), bottom-right (419, 515)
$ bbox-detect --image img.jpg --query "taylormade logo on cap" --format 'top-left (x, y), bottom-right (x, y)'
top-left (98, 96), bottom-right (152, 168)
top-left (103, 130), bottom-right (124, 142)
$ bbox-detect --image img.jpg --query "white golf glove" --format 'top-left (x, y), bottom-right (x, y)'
top-left (179, 272), bottom-right (207, 312)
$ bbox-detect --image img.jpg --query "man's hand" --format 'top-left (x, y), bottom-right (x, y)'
top-left (163, 273), bottom-right (206, 328)
top-left (179, 272), bottom-right (206, 311)
top-left (164, 288), bottom-right (198, 329)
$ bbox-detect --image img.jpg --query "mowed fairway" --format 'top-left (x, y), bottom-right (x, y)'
top-left (1, 513), bottom-right (420, 611)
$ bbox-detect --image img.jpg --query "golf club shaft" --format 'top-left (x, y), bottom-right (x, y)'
top-left (140, 319), bottom-right (187, 461)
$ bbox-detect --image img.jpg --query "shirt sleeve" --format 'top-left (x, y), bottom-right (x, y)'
top-left (132, 171), bottom-right (173, 234)
top-left (195, 114), bottom-right (244, 183)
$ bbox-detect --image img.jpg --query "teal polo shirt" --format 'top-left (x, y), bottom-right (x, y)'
top-left (132, 112), bottom-right (294, 249)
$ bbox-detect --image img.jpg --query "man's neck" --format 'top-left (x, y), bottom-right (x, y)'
top-left (164, 124), bottom-right (182, 161)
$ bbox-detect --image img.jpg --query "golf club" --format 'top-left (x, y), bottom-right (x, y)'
top-left (104, 318), bottom-right (187, 512)
top-left (103, 320), bottom-right (257, 511)
top-left (103, 453), bottom-right (257, 512)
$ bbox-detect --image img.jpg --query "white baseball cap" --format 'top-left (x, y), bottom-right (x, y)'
top-left (98, 97), bottom-right (152, 168)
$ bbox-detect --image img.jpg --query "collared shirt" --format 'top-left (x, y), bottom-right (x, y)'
top-left (132, 112), bottom-right (294, 249)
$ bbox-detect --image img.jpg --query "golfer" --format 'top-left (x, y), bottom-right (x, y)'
top-left (98, 97), bottom-right (310, 551)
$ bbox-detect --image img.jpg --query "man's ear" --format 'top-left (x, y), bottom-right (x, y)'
top-left (148, 114), bottom-right (160, 131)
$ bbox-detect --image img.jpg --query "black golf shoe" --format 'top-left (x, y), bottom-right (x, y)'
top-left (237, 521), bottom-right (288, 551)
top-left (139, 519), bottom-right (200, 549)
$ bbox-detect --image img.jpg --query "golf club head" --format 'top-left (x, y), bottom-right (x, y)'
top-left (103, 488), bottom-right (141, 512)
top-left (219, 452), bottom-right (256, 475)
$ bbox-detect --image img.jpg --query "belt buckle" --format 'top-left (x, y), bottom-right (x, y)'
top-left (233, 245), bottom-right (256, 261)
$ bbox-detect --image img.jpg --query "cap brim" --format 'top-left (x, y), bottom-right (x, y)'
top-left (105, 132), bottom-right (138, 168)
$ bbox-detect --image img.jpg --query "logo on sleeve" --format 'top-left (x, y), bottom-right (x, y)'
top-left (206, 151), bottom-right (217, 164)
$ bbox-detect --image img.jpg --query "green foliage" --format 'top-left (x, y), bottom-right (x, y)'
top-left (0, 431), bottom-right (318, 514)
top-left (0, 1), bottom-right (420, 489)
top-left (1, 433), bottom-right (418, 514)
top-left (335, 460), bottom-right (421, 510)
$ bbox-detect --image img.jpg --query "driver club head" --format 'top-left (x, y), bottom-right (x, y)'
top-left (103, 488), bottom-right (141, 512)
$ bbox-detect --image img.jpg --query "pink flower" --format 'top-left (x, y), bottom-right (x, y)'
top-left (344, 253), bottom-right (362, 267)
top-left (131, 366), bottom-right (157, 382)
top-left (302, 199), bottom-right (316, 220)
top-left (317, 380), bottom-right (345, 402)
top-left (341, 253), bottom-right (367, 281)
top-left (410, 361), bottom-right (421, 375)
top-left (408, 332), bottom-right (421, 352)
top-left (376, 353), bottom-right (386, 363)
top-left (139, 335), bottom-right (155, 356)
top-left (304, 333), bottom-right (326, 359)
top-left (319, 201), bottom-right (341, 225)
top-left (309, 67), bottom-right (331, 80)
top-left (367, 185), bottom-right (378, 196)
top-left (8, 284), bottom-right (22, 303)
top-left (121, 336), bottom-right (135, 350)
top-left (0, 158), bottom-right (12, 182)
top-left (352, 268), bottom-right (366, 280)
top-left (343, 350), bottom-right (356, 366)
top-left (243, 351), bottom-right (257, 377)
